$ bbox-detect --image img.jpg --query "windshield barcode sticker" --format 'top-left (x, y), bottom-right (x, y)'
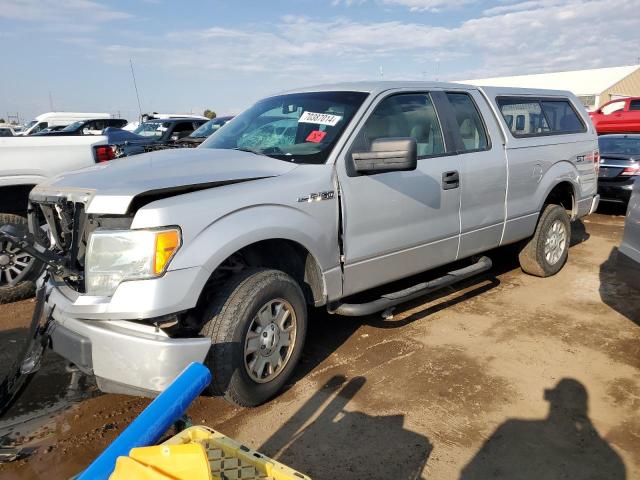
top-left (298, 111), bottom-right (342, 126)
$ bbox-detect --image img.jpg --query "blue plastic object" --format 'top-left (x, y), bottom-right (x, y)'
top-left (78, 362), bottom-right (212, 480)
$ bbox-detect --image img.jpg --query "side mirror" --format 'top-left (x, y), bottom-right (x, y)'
top-left (351, 137), bottom-right (417, 174)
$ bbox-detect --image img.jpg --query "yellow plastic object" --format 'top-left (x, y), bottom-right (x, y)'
top-left (162, 426), bottom-right (311, 480)
top-left (110, 443), bottom-right (212, 480)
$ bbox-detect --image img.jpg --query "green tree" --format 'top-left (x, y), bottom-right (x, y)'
top-left (203, 109), bottom-right (217, 119)
top-left (0, 119), bottom-right (5, 124)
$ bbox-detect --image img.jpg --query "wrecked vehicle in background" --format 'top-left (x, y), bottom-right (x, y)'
top-left (146, 116), bottom-right (235, 151)
top-left (105, 118), bottom-right (208, 157)
top-left (14, 82), bottom-right (599, 408)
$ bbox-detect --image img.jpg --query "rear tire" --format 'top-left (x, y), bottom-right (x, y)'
top-left (199, 268), bottom-right (307, 407)
top-left (519, 204), bottom-right (571, 277)
top-left (0, 214), bottom-right (37, 304)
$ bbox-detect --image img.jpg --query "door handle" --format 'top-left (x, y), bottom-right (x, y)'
top-left (442, 170), bottom-right (459, 190)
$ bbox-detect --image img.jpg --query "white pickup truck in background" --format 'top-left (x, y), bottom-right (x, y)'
top-left (0, 135), bottom-right (110, 302)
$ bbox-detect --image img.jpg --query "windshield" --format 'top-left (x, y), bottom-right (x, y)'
top-left (24, 120), bottom-right (38, 130)
top-left (200, 91), bottom-right (368, 164)
top-left (599, 136), bottom-right (640, 155)
top-left (191, 118), bottom-right (229, 138)
top-left (62, 121), bottom-right (85, 132)
top-left (133, 121), bottom-right (170, 138)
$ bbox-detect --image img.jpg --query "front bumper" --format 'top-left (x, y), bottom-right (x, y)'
top-left (46, 277), bottom-right (211, 396)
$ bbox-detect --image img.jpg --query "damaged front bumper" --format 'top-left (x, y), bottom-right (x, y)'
top-left (45, 274), bottom-right (212, 397)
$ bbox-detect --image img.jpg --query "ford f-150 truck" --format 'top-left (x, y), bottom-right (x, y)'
top-left (8, 82), bottom-right (599, 407)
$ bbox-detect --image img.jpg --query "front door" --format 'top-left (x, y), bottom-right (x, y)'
top-left (336, 91), bottom-right (462, 297)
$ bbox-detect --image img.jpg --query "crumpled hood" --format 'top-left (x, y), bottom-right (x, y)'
top-left (31, 148), bottom-right (297, 214)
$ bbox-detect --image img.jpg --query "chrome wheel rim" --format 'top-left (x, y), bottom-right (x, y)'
top-left (244, 299), bottom-right (297, 383)
top-left (544, 220), bottom-right (567, 265)
top-left (0, 240), bottom-right (34, 285)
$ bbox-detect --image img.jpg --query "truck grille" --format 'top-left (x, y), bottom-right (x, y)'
top-left (30, 196), bottom-right (132, 292)
top-left (30, 198), bottom-right (87, 290)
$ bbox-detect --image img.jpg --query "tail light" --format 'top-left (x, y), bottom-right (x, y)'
top-left (585, 149), bottom-right (600, 175)
top-left (94, 145), bottom-right (116, 163)
top-left (621, 164), bottom-right (640, 176)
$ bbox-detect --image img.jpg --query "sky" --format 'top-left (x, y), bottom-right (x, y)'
top-left (1, 0), bottom-right (639, 123)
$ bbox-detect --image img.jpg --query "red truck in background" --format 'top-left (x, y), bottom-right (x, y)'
top-left (589, 97), bottom-right (640, 134)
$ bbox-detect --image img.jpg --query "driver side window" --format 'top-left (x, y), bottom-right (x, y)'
top-left (355, 93), bottom-right (445, 157)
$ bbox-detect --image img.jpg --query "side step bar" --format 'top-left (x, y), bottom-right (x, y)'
top-left (329, 256), bottom-right (492, 317)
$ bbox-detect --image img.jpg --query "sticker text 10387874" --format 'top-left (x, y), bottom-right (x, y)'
top-left (298, 111), bottom-right (342, 127)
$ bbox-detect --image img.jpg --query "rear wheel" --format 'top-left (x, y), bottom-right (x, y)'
top-left (199, 268), bottom-right (307, 407)
top-left (0, 214), bottom-right (38, 304)
top-left (518, 204), bottom-right (571, 277)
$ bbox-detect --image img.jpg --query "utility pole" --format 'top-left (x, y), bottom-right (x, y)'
top-left (130, 59), bottom-right (143, 121)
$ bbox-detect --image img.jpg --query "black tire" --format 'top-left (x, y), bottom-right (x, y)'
top-left (0, 213), bottom-right (37, 304)
top-left (199, 268), bottom-right (307, 407)
top-left (518, 204), bottom-right (571, 277)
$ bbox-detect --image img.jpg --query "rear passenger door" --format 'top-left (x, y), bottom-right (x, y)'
top-left (443, 90), bottom-right (507, 258)
top-left (338, 90), bottom-right (462, 296)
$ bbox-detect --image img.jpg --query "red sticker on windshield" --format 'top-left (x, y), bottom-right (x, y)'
top-left (306, 130), bottom-right (327, 143)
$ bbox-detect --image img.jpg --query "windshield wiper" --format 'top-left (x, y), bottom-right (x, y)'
top-left (232, 147), bottom-right (267, 156)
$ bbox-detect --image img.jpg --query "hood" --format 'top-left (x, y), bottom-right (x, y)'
top-left (31, 148), bottom-right (298, 214)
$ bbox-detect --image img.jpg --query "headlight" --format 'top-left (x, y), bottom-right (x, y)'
top-left (85, 227), bottom-right (181, 296)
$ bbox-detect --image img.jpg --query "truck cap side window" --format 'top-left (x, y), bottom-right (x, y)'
top-left (497, 97), bottom-right (585, 137)
top-left (352, 93), bottom-right (445, 158)
top-left (445, 92), bottom-right (489, 152)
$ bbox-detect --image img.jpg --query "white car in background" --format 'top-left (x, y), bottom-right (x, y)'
top-left (0, 126), bottom-right (16, 137)
top-left (17, 112), bottom-right (111, 136)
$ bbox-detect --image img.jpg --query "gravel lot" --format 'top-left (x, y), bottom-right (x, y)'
top-left (1, 208), bottom-right (638, 479)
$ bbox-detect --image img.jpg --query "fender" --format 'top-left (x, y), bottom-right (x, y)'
top-left (166, 204), bottom-right (341, 301)
top-left (535, 160), bottom-right (579, 216)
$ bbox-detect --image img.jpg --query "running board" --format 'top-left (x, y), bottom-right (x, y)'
top-left (329, 256), bottom-right (492, 317)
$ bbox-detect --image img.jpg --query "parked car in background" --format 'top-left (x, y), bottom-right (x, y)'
top-left (597, 134), bottom-right (640, 204)
top-left (174, 116), bottom-right (234, 147)
top-left (0, 127), bottom-right (15, 137)
top-left (17, 112), bottom-right (112, 136)
top-left (620, 176), bottom-right (640, 264)
top-left (18, 82), bottom-right (599, 407)
top-left (105, 117), bottom-right (208, 157)
top-left (38, 125), bottom-right (67, 134)
top-left (34, 118), bottom-right (128, 136)
top-left (123, 113), bottom-right (209, 131)
top-left (589, 97), bottom-right (640, 134)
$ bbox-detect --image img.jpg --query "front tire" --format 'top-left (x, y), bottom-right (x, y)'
top-left (518, 204), bottom-right (571, 277)
top-left (199, 268), bottom-right (307, 407)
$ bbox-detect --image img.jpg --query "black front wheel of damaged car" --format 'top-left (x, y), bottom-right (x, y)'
top-left (199, 268), bottom-right (307, 407)
top-left (518, 204), bottom-right (571, 277)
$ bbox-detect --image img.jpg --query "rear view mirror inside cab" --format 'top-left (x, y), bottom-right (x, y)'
top-left (351, 137), bottom-right (417, 174)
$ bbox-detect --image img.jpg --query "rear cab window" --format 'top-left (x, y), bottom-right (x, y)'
top-left (497, 97), bottom-right (586, 137)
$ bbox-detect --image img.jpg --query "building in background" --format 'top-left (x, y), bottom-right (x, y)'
top-left (460, 65), bottom-right (640, 111)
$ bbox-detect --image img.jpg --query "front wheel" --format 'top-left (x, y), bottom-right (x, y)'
top-left (518, 204), bottom-right (571, 277)
top-left (199, 268), bottom-right (307, 407)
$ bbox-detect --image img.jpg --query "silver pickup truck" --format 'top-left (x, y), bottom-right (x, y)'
top-left (14, 82), bottom-right (600, 406)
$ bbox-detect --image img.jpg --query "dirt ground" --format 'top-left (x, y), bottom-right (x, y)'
top-left (0, 208), bottom-right (638, 479)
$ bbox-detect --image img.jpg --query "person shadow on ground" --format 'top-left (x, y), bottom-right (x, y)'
top-left (460, 378), bottom-right (626, 480)
top-left (260, 375), bottom-right (432, 480)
